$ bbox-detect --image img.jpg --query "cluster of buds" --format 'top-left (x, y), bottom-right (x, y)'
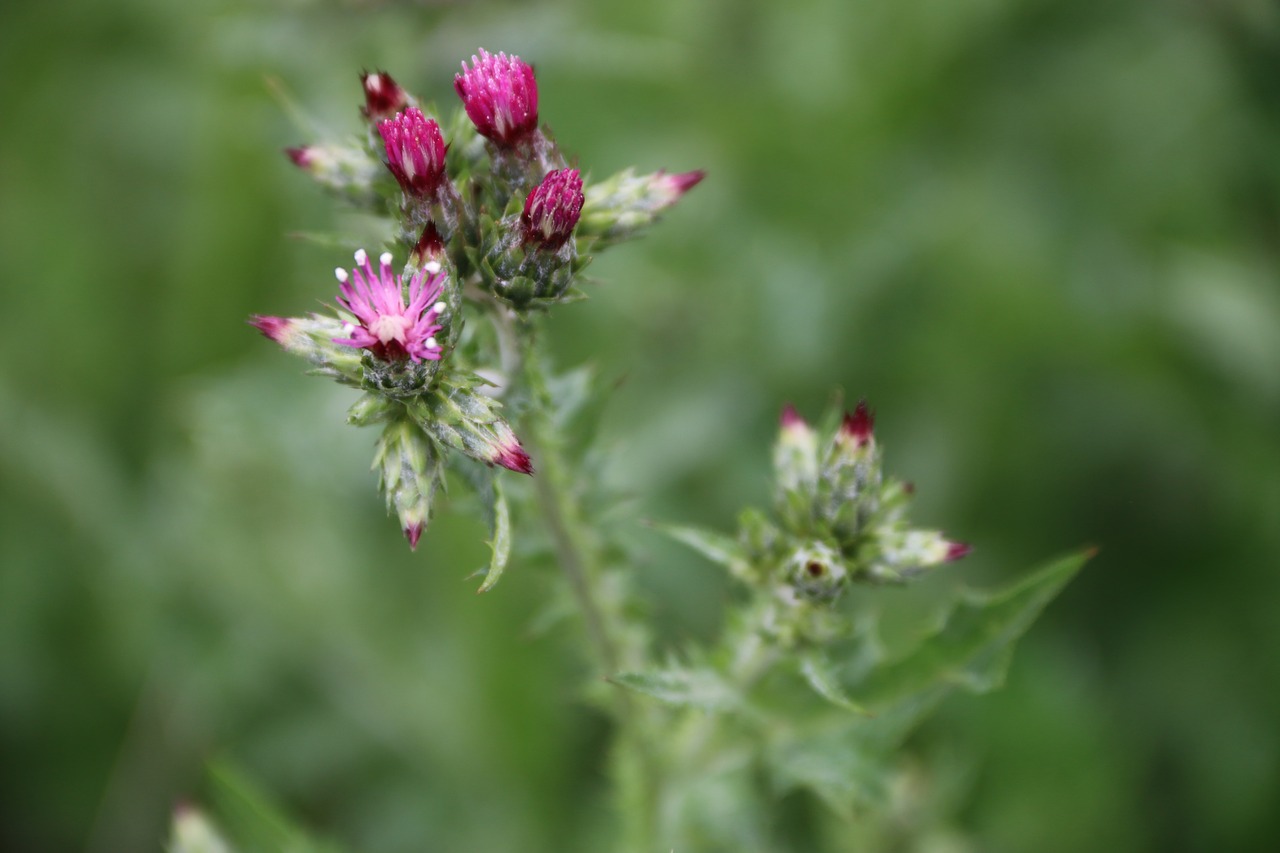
top-left (747, 401), bottom-right (969, 606)
top-left (259, 50), bottom-right (701, 568)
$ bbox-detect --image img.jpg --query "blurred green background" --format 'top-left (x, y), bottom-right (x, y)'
top-left (3, 0), bottom-right (1279, 850)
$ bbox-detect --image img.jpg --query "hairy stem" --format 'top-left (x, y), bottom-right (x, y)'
top-left (514, 323), bottom-right (659, 852)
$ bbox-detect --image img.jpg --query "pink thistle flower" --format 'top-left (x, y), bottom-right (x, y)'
top-left (454, 49), bottom-right (539, 146)
top-left (333, 249), bottom-right (448, 363)
top-left (361, 70), bottom-right (409, 122)
top-left (377, 108), bottom-right (447, 197)
top-left (521, 168), bottom-right (584, 250)
top-left (945, 540), bottom-right (972, 562)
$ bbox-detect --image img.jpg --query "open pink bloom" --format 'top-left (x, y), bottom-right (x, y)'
top-left (522, 168), bottom-right (584, 250)
top-left (377, 108), bottom-right (447, 197)
top-left (333, 249), bottom-right (447, 363)
top-left (454, 49), bottom-right (539, 146)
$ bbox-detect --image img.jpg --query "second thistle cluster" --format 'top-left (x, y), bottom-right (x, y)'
top-left (253, 50), bottom-right (702, 574)
top-left (736, 402), bottom-right (970, 607)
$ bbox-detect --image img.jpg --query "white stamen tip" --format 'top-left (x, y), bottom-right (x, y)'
top-left (354, 249), bottom-right (368, 265)
top-left (426, 336), bottom-right (439, 349)
top-left (424, 260), bottom-right (442, 274)
top-left (379, 252), bottom-right (393, 266)
top-left (432, 301), bottom-right (447, 315)
top-left (334, 268), bottom-right (348, 283)
top-left (342, 323), bottom-right (356, 335)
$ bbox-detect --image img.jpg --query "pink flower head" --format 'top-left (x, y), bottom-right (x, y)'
top-left (377, 108), bottom-right (447, 197)
top-left (454, 49), bottom-right (539, 146)
top-left (333, 249), bottom-right (448, 363)
top-left (521, 168), bottom-right (584, 250)
top-left (361, 70), bottom-right (409, 122)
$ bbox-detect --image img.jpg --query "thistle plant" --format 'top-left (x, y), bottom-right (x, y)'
top-left (222, 49), bottom-right (1089, 852)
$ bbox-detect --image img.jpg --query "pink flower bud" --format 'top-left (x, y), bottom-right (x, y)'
top-left (494, 441), bottom-right (534, 475)
top-left (284, 146), bottom-right (313, 169)
top-left (412, 222), bottom-right (447, 269)
top-left (839, 400), bottom-right (875, 448)
top-left (404, 522), bottom-right (425, 551)
top-left (779, 403), bottom-right (808, 431)
top-left (945, 540), bottom-right (972, 562)
top-left (521, 169), bottom-right (584, 250)
top-left (654, 169), bottom-right (706, 207)
top-left (454, 49), bottom-right (539, 146)
top-left (249, 314), bottom-right (293, 344)
top-left (361, 70), bottom-right (409, 122)
top-left (377, 108), bottom-right (447, 197)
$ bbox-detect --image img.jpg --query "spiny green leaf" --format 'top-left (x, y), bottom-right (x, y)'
top-left (653, 523), bottom-right (749, 577)
top-left (764, 722), bottom-right (888, 819)
top-left (850, 549), bottom-right (1090, 710)
top-left (798, 655), bottom-right (870, 716)
top-left (610, 666), bottom-right (741, 712)
top-left (476, 478), bottom-right (511, 593)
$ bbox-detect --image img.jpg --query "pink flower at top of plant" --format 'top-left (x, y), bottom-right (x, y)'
top-left (333, 249), bottom-right (448, 363)
top-left (377, 108), bottom-right (447, 197)
top-left (521, 168), bottom-right (584, 250)
top-left (454, 49), bottom-right (539, 146)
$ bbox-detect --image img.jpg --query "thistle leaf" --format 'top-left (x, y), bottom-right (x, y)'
top-left (610, 666), bottom-right (741, 712)
top-left (850, 549), bottom-right (1091, 710)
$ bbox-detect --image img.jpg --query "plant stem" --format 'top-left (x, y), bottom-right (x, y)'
top-left (514, 323), bottom-right (660, 852)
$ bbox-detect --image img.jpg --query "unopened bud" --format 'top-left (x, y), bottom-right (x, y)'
top-left (283, 143), bottom-right (381, 207)
top-left (361, 70), bottom-right (410, 123)
top-left (866, 529), bottom-right (968, 583)
top-left (378, 108), bottom-right (448, 198)
top-left (407, 381), bottom-right (533, 475)
top-left (521, 168), bottom-right (584, 251)
top-left (168, 804), bottom-right (233, 853)
top-left (249, 314), bottom-right (362, 384)
top-left (454, 49), bottom-right (539, 147)
top-left (784, 540), bottom-right (848, 601)
top-left (374, 420), bottom-right (443, 550)
top-left (576, 167), bottom-right (705, 249)
top-left (774, 404), bottom-right (820, 528)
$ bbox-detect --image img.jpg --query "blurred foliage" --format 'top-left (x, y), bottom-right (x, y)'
top-left (2, 0), bottom-right (1279, 851)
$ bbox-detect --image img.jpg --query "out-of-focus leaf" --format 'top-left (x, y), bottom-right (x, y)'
top-left (205, 760), bottom-right (347, 853)
top-left (851, 550), bottom-right (1091, 709)
top-left (764, 721), bottom-right (888, 819)
top-left (653, 523), bottom-right (749, 577)
top-left (610, 665), bottom-right (741, 712)
top-left (798, 655), bottom-right (870, 716)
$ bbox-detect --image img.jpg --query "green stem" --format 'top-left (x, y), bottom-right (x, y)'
top-left (514, 323), bottom-right (659, 852)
